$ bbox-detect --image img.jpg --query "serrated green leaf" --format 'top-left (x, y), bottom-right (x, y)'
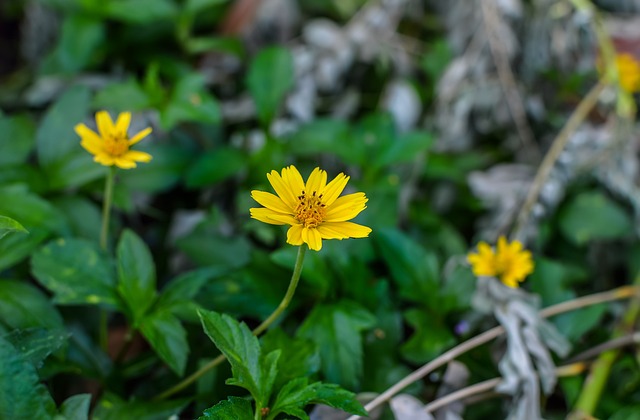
top-left (184, 147), bottom-right (246, 188)
top-left (3, 328), bottom-right (68, 367)
top-left (31, 238), bottom-right (121, 308)
top-left (0, 280), bottom-right (64, 330)
top-left (0, 114), bottom-right (35, 165)
top-left (0, 215), bottom-right (27, 240)
top-left (198, 310), bottom-right (280, 407)
top-left (117, 229), bottom-right (157, 324)
top-left (262, 329), bottom-right (320, 390)
top-left (374, 228), bottom-right (440, 305)
top-left (558, 192), bottom-right (633, 246)
top-left (246, 47), bottom-right (294, 125)
top-left (0, 336), bottom-right (56, 419)
top-left (139, 310), bottom-right (188, 376)
top-left (269, 377), bottom-right (367, 420)
top-left (56, 394), bottom-right (91, 420)
top-left (296, 301), bottom-right (376, 390)
top-left (92, 393), bottom-right (187, 420)
top-left (198, 396), bottom-right (253, 419)
top-left (400, 309), bottom-right (455, 364)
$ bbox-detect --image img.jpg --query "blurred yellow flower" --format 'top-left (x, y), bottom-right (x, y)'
top-left (616, 53), bottom-right (640, 94)
top-left (250, 165), bottom-right (372, 251)
top-left (467, 236), bottom-right (534, 288)
top-left (75, 111), bottom-right (153, 169)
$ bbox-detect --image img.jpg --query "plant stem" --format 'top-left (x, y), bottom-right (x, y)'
top-left (99, 166), bottom-right (116, 352)
top-left (154, 245), bottom-right (308, 401)
top-left (347, 285), bottom-right (639, 420)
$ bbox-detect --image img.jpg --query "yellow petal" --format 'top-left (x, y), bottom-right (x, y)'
top-left (320, 173), bottom-right (349, 206)
top-left (129, 127), bottom-right (152, 146)
top-left (251, 190), bottom-right (292, 214)
top-left (267, 169), bottom-right (298, 208)
top-left (75, 123), bottom-right (103, 145)
top-left (250, 208), bottom-right (297, 225)
top-left (283, 165), bottom-right (305, 196)
top-left (320, 221), bottom-right (371, 238)
top-left (114, 157), bottom-right (137, 169)
top-left (80, 138), bottom-right (103, 155)
top-left (96, 111), bottom-right (115, 139)
top-left (316, 224), bottom-right (351, 239)
top-left (94, 154), bottom-right (115, 166)
top-left (305, 167), bottom-right (327, 194)
top-left (122, 150), bottom-right (152, 163)
top-left (115, 112), bottom-right (131, 137)
top-left (324, 193), bottom-right (368, 221)
top-left (302, 227), bottom-right (322, 251)
top-left (286, 224), bottom-right (304, 245)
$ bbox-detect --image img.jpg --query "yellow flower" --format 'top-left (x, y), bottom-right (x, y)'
top-left (250, 165), bottom-right (372, 251)
top-left (75, 111), bottom-right (153, 169)
top-left (467, 236), bottom-right (534, 288)
top-left (616, 53), bottom-right (640, 94)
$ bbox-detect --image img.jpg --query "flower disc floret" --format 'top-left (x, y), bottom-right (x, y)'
top-left (250, 165), bottom-right (372, 251)
top-left (467, 236), bottom-right (534, 288)
top-left (75, 111), bottom-right (153, 169)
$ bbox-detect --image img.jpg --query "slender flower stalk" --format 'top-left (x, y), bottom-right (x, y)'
top-left (467, 236), bottom-right (534, 287)
top-left (154, 245), bottom-right (308, 401)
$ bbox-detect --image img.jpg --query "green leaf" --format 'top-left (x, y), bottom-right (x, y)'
top-left (45, 15), bottom-right (105, 73)
top-left (92, 79), bottom-right (151, 111)
top-left (156, 267), bottom-right (225, 314)
top-left (177, 232), bottom-right (251, 270)
top-left (0, 114), bottom-right (35, 165)
top-left (118, 144), bottom-right (192, 193)
top-left (286, 119), bottom-right (350, 157)
top-left (0, 336), bottom-right (56, 419)
top-left (198, 310), bottom-right (280, 407)
top-left (184, 36), bottom-right (243, 56)
top-left (0, 280), bottom-right (64, 330)
top-left (92, 393), bottom-right (187, 420)
top-left (52, 197), bottom-right (101, 243)
top-left (57, 394), bottom-right (91, 420)
top-left (184, 147), bottom-right (246, 188)
top-left (0, 185), bottom-right (67, 233)
top-left (421, 39), bottom-right (452, 81)
top-left (296, 301), bottom-right (376, 390)
top-left (374, 228), bottom-right (440, 305)
top-left (161, 74), bottom-right (221, 130)
top-left (117, 229), bottom-right (157, 324)
top-left (3, 328), bottom-right (68, 367)
top-left (262, 329), bottom-right (320, 390)
top-left (246, 47), bottom-right (294, 125)
top-left (0, 215), bottom-right (27, 240)
top-left (104, 0), bottom-right (179, 24)
top-left (558, 192), bottom-right (633, 246)
top-left (185, 0), bottom-right (227, 14)
top-left (198, 397), bottom-right (253, 419)
top-left (31, 238), bottom-right (121, 308)
top-left (270, 378), bottom-right (367, 419)
top-left (373, 130), bottom-right (433, 167)
top-left (400, 309), bottom-right (455, 364)
top-left (0, 228), bottom-right (49, 271)
top-left (139, 310), bottom-right (188, 376)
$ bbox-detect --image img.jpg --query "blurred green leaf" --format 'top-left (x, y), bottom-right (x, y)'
top-left (44, 16), bottom-right (105, 73)
top-left (0, 228), bottom-right (49, 271)
top-left (421, 39), bottom-right (453, 81)
top-left (559, 192), bottom-right (632, 246)
top-left (56, 394), bottom-right (91, 420)
top-left (52, 196), bottom-right (101, 243)
top-left (139, 310), bottom-right (188, 376)
top-left (198, 397), bottom-right (253, 419)
top-left (3, 328), bottom-right (68, 367)
top-left (400, 309), bottom-right (455, 364)
top-left (262, 329), bottom-right (320, 390)
top-left (0, 337), bottom-right (56, 419)
top-left (270, 377), bottom-right (367, 419)
top-left (185, 147), bottom-right (246, 188)
top-left (0, 280), bottom-right (64, 330)
top-left (119, 144), bottom-right (191, 193)
top-left (105, 0), bottom-right (179, 24)
top-left (92, 79), bottom-right (151, 111)
top-left (31, 238), bottom-right (121, 308)
top-left (297, 300), bottom-right (376, 390)
top-left (246, 47), bottom-right (294, 125)
top-left (117, 230), bottom-right (157, 324)
top-left (287, 119), bottom-right (351, 157)
top-left (184, 36), bottom-right (243, 56)
top-left (271, 247), bottom-right (333, 299)
top-left (177, 232), bottom-right (251, 270)
top-left (199, 310), bottom-right (279, 407)
top-left (156, 267), bottom-right (225, 315)
top-left (373, 130), bottom-right (434, 167)
top-left (185, 0), bottom-right (227, 13)
top-left (93, 393), bottom-right (187, 420)
top-left (161, 74), bottom-right (221, 129)
top-left (0, 215), bottom-right (27, 240)
top-left (0, 185), bottom-right (66, 233)
top-left (374, 228), bottom-right (440, 305)
top-left (0, 114), bottom-right (35, 165)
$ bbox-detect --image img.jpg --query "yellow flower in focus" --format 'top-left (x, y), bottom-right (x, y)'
top-left (467, 236), bottom-right (534, 288)
top-left (616, 53), bottom-right (640, 94)
top-left (250, 165), bottom-right (372, 251)
top-left (75, 111), bottom-right (153, 169)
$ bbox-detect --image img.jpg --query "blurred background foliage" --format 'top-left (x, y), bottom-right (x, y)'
top-left (0, 0), bottom-right (640, 418)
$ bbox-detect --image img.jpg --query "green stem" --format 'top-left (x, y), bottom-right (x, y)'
top-left (99, 166), bottom-right (116, 352)
top-left (154, 245), bottom-right (308, 401)
top-left (569, 276), bottom-right (640, 417)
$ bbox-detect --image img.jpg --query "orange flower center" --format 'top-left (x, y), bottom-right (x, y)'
top-left (295, 190), bottom-right (326, 228)
top-left (103, 135), bottom-right (130, 157)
